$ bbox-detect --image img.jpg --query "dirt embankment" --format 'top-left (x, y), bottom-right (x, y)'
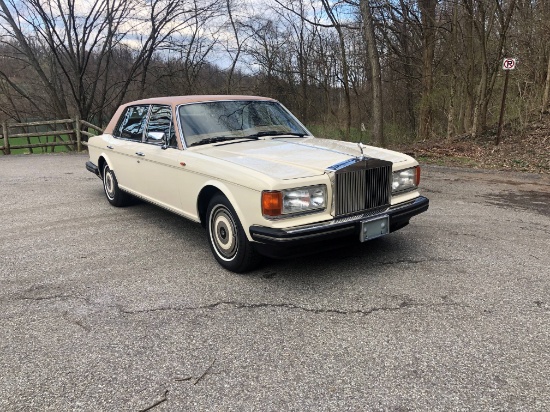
top-left (400, 115), bottom-right (550, 174)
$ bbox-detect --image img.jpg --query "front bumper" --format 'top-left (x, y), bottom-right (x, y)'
top-left (250, 196), bottom-right (429, 257)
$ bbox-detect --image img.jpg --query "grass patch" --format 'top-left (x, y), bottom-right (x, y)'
top-left (1, 135), bottom-right (75, 155)
top-left (307, 124), bottom-right (370, 143)
top-left (306, 122), bottom-right (415, 146)
top-left (416, 155), bottom-right (446, 166)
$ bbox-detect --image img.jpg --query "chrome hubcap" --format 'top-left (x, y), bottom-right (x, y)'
top-left (210, 205), bottom-right (238, 260)
top-left (104, 168), bottom-right (115, 199)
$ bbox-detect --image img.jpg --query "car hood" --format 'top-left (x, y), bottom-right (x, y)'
top-left (194, 137), bottom-right (410, 180)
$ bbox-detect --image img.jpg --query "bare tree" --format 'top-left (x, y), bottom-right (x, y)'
top-left (319, 0), bottom-right (352, 138)
top-left (360, 0), bottom-right (384, 145)
top-left (225, 0), bottom-right (243, 93)
top-left (446, 0), bottom-right (459, 138)
top-left (0, 0), bottom-right (219, 123)
top-left (1, 0), bottom-right (547, 148)
top-left (463, 0), bottom-right (517, 138)
top-left (114, 0), bottom-right (213, 105)
top-left (543, 55), bottom-right (550, 113)
top-left (0, 0), bottom-right (70, 118)
top-left (418, 0), bottom-right (437, 140)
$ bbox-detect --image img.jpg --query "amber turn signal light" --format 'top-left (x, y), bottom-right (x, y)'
top-left (415, 166), bottom-right (421, 186)
top-left (262, 191), bottom-right (282, 217)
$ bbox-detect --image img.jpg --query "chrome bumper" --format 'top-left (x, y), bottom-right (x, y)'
top-left (249, 196), bottom-right (429, 246)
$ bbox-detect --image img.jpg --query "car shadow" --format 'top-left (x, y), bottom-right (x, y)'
top-left (258, 235), bottom-right (412, 281)
top-left (107, 197), bottom-right (421, 283)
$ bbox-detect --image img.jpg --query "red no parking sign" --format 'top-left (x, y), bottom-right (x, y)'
top-left (503, 58), bottom-right (516, 70)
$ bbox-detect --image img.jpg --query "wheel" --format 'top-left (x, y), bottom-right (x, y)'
top-left (102, 163), bottom-right (130, 207)
top-left (206, 194), bottom-right (261, 273)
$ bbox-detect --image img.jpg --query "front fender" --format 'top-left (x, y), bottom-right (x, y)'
top-left (198, 180), bottom-right (261, 241)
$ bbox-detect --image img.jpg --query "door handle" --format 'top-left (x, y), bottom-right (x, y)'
top-left (107, 145), bottom-right (114, 149)
top-left (135, 152), bottom-right (145, 156)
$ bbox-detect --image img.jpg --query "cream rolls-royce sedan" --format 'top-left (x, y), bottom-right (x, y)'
top-left (86, 95), bottom-right (429, 272)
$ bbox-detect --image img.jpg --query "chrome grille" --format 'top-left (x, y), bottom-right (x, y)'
top-left (332, 159), bottom-right (392, 217)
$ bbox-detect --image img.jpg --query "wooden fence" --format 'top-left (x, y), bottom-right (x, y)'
top-left (0, 117), bottom-right (103, 155)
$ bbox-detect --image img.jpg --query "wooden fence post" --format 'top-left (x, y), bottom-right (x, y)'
top-left (2, 121), bottom-right (9, 155)
top-left (75, 115), bottom-right (81, 152)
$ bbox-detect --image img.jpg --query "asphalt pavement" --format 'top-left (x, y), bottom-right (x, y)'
top-left (0, 153), bottom-right (549, 411)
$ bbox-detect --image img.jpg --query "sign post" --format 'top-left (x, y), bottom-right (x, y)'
top-left (496, 58), bottom-right (516, 145)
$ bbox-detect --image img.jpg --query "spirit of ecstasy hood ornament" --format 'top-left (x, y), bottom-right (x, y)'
top-left (357, 142), bottom-right (367, 158)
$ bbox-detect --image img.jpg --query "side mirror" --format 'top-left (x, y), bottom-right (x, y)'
top-left (147, 131), bottom-right (165, 143)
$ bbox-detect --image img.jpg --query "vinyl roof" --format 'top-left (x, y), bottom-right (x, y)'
top-left (123, 95), bottom-right (277, 106)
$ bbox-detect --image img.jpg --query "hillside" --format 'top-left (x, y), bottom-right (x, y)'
top-left (401, 114), bottom-right (550, 174)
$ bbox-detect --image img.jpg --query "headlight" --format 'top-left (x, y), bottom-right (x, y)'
top-left (392, 166), bottom-right (420, 194)
top-left (262, 185), bottom-right (326, 217)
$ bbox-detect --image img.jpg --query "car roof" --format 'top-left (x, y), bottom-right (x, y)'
top-left (124, 95), bottom-right (277, 106)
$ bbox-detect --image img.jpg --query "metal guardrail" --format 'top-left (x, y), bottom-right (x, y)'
top-left (0, 117), bottom-right (103, 155)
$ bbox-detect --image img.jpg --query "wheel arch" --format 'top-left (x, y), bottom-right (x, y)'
top-left (197, 185), bottom-right (223, 228)
top-left (196, 182), bottom-right (253, 239)
top-left (97, 154), bottom-right (115, 178)
top-left (98, 156), bottom-right (107, 178)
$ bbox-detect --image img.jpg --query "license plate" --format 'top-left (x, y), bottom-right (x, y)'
top-left (360, 215), bottom-right (389, 242)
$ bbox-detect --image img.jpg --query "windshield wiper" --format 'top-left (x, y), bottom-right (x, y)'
top-left (244, 130), bottom-right (305, 139)
top-left (189, 136), bottom-right (240, 147)
top-left (190, 131), bottom-right (304, 146)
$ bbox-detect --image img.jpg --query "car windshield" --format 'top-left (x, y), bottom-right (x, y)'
top-left (178, 100), bottom-right (309, 147)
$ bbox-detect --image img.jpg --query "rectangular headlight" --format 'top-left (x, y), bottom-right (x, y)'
top-left (392, 167), bottom-right (420, 194)
top-left (262, 185), bottom-right (326, 217)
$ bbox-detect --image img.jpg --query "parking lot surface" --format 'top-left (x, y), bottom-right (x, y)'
top-left (0, 153), bottom-right (549, 410)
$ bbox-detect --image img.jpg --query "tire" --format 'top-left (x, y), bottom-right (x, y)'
top-left (102, 163), bottom-right (130, 207)
top-left (206, 194), bottom-right (261, 273)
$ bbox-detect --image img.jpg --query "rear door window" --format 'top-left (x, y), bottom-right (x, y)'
top-left (115, 105), bottom-right (150, 141)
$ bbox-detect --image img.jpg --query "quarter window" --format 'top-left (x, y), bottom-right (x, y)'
top-left (115, 105), bottom-right (150, 141)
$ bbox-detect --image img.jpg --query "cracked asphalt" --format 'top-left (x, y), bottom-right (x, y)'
top-left (1, 153), bottom-right (549, 411)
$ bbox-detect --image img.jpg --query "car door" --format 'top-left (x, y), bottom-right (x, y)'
top-left (131, 104), bottom-right (186, 211)
top-left (108, 104), bottom-right (150, 192)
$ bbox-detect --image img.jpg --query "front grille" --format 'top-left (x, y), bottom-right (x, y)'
top-left (332, 158), bottom-right (392, 217)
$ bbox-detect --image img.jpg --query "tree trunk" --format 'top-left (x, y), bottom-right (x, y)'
top-left (472, 46), bottom-right (488, 138)
top-left (320, 0), bottom-right (351, 139)
top-left (470, 0), bottom-right (517, 137)
top-left (447, 2), bottom-right (459, 138)
top-left (542, 53), bottom-right (550, 113)
top-left (226, 0), bottom-right (241, 94)
top-left (360, 0), bottom-right (384, 146)
top-left (418, 0), bottom-right (437, 140)
top-left (463, 2), bottom-right (475, 133)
